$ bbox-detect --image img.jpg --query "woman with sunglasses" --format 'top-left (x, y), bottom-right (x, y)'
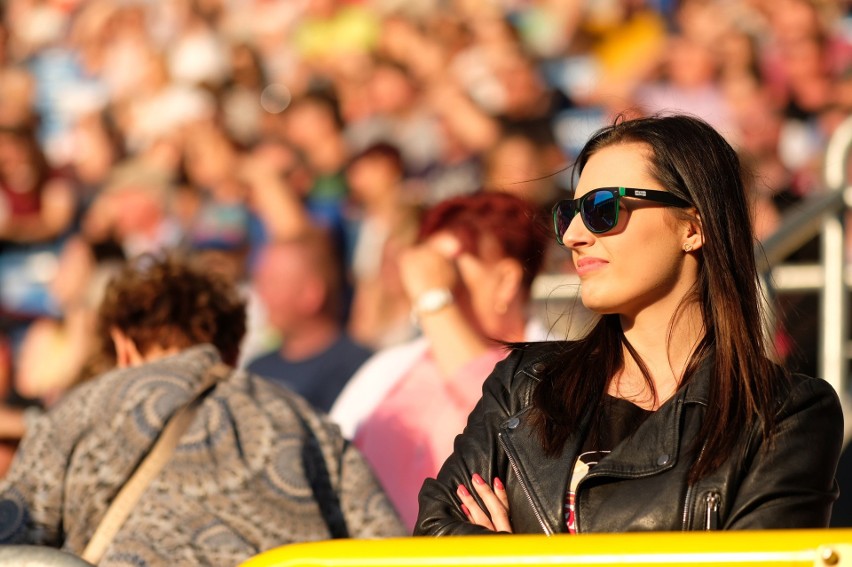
top-left (415, 114), bottom-right (843, 535)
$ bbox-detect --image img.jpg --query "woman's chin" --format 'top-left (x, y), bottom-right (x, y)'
top-left (580, 293), bottom-right (614, 315)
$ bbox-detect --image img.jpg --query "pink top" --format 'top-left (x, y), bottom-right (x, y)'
top-left (353, 347), bottom-right (509, 531)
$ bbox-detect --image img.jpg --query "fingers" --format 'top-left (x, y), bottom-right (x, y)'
top-left (456, 474), bottom-right (513, 533)
top-left (471, 474), bottom-right (512, 533)
top-left (456, 483), bottom-right (495, 530)
top-left (493, 476), bottom-right (510, 511)
top-left (427, 233), bottom-right (462, 258)
top-left (398, 243), bottom-right (459, 299)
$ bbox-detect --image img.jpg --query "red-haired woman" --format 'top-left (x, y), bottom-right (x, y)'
top-left (332, 190), bottom-right (551, 530)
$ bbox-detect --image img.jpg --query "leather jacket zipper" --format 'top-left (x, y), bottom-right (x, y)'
top-left (681, 483), bottom-right (695, 530)
top-left (681, 441), bottom-right (708, 530)
top-left (498, 432), bottom-right (553, 535)
top-left (704, 492), bottom-right (720, 530)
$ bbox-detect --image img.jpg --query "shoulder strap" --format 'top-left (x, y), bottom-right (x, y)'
top-left (81, 362), bottom-right (229, 564)
top-left (297, 419), bottom-right (350, 539)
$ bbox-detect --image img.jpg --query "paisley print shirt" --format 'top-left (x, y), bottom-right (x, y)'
top-left (0, 345), bottom-right (405, 565)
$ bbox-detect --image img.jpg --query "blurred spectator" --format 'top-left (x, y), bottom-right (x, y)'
top-left (0, 124), bottom-right (77, 370)
top-left (246, 230), bottom-right (372, 413)
top-left (0, 236), bottom-right (124, 479)
top-left (121, 48), bottom-right (217, 154)
top-left (0, 117), bottom-right (112, 479)
top-left (62, 109), bottom-right (126, 222)
top-left (0, 125), bottom-right (76, 245)
top-left (417, 80), bottom-right (499, 204)
top-left (331, 191), bottom-right (551, 530)
top-left (347, 57), bottom-right (443, 176)
top-left (757, 0), bottom-right (852, 193)
top-left (219, 41), bottom-right (268, 146)
top-left (13, 237), bottom-right (118, 405)
top-left (0, 67), bottom-right (37, 130)
top-left (81, 157), bottom-right (181, 259)
top-left (166, 3), bottom-right (230, 90)
top-left (291, 0), bottom-right (380, 77)
top-left (237, 137), bottom-right (315, 247)
top-left (178, 121), bottom-right (254, 279)
top-left (734, 90), bottom-right (790, 240)
top-left (575, 0), bottom-right (669, 110)
top-left (280, 91), bottom-right (355, 260)
top-left (97, 3), bottom-right (157, 103)
top-left (346, 142), bottom-right (421, 349)
top-left (633, 31), bottom-right (736, 138)
top-left (482, 129), bottom-right (564, 207)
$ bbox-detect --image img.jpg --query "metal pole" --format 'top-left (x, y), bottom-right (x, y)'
top-left (820, 212), bottom-right (846, 395)
top-left (820, 116), bottom-right (852, 400)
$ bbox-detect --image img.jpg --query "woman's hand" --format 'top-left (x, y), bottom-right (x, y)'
top-left (456, 474), bottom-right (512, 532)
top-left (398, 232), bottom-right (461, 301)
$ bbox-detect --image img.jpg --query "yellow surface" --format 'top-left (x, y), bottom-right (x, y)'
top-left (242, 529), bottom-right (852, 567)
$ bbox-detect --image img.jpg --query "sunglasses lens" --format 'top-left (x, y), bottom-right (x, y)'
top-left (583, 190), bottom-right (618, 233)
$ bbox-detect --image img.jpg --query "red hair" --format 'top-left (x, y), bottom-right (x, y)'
top-left (418, 190), bottom-right (548, 291)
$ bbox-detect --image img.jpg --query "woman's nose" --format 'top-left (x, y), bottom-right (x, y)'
top-left (561, 211), bottom-right (593, 249)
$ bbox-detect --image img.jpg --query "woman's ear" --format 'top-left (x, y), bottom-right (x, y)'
top-left (110, 327), bottom-right (145, 368)
top-left (683, 212), bottom-right (704, 252)
top-left (492, 258), bottom-right (524, 315)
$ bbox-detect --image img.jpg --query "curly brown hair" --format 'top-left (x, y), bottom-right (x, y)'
top-left (93, 253), bottom-right (247, 370)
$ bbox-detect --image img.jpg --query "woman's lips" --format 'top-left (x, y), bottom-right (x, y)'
top-left (575, 256), bottom-right (608, 276)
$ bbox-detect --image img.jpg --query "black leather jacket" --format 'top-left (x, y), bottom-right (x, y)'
top-left (415, 342), bottom-right (844, 535)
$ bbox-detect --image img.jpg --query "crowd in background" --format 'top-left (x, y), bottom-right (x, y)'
top-left (0, 0), bottom-right (851, 477)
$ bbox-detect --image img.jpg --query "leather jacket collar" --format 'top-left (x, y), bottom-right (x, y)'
top-left (499, 349), bottom-right (714, 534)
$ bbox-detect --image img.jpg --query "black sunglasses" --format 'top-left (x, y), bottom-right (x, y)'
top-left (552, 186), bottom-right (691, 244)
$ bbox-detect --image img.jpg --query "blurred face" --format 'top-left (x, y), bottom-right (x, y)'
top-left (112, 188), bottom-right (165, 236)
top-left (486, 135), bottom-right (554, 204)
top-left (487, 135), bottom-right (540, 184)
top-left (72, 115), bottom-right (117, 183)
top-left (184, 128), bottom-right (236, 189)
top-left (285, 101), bottom-right (336, 148)
top-left (369, 66), bottom-right (413, 114)
top-left (0, 132), bottom-right (30, 173)
top-left (253, 245), bottom-right (314, 334)
top-left (561, 143), bottom-right (698, 320)
top-left (667, 36), bottom-right (718, 88)
top-left (345, 154), bottom-right (399, 204)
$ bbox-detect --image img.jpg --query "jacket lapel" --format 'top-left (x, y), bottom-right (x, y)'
top-left (586, 393), bottom-right (684, 478)
top-left (583, 355), bottom-right (712, 479)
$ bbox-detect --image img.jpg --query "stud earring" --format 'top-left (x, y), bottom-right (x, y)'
top-left (683, 243), bottom-right (693, 252)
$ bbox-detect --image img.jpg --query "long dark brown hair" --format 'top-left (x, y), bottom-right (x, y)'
top-left (532, 114), bottom-right (786, 482)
